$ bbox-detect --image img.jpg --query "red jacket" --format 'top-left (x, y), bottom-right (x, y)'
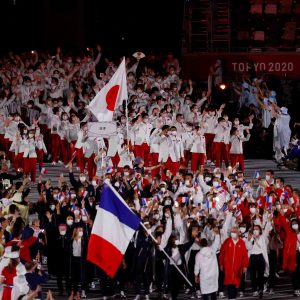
top-left (219, 237), bottom-right (249, 287)
top-left (6, 236), bottom-right (37, 262)
top-left (278, 214), bottom-right (298, 272)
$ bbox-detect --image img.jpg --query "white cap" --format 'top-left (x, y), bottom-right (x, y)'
top-left (280, 107), bottom-right (288, 115)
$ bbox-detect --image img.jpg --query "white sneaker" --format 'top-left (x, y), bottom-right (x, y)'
top-left (134, 295), bottom-right (140, 300)
top-left (206, 160), bottom-right (211, 165)
top-left (90, 281), bottom-right (96, 289)
top-left (51, 161), bottom-right (56, 166)
top-left (269, 289), bottom-right (274, 295)
top-left (263, 284), bottom-right (268, 293)
top-left (294, 290), bottom-right (300, 297)
top-left (149, 282), bottom-right (153, 293)
top-left (252, 291), bottom-right (259, 297)
top-left (210, 161), bottom-right (215, 166)
top-left (120, 291), bottom-right (126, 298)
top-left (239, 292), bottom-right (244, 298)
top-left (196, 290), bottom-right (201, 298)
top-left (219, 292), bottom-right (226, 299)
top-left (58, 160), bottom-right (63, 165)
top-left (185, 288), bottom-right (190, 294)
top-left (81, 290), bottom-right (87, 298)
top-left (145, 295), bottom-right (150, 300)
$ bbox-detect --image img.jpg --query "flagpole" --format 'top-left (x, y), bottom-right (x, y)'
top-left (125, 97), bottom-right (130, 154)
top-left (104, 181), bottom-right (193, 287)
top-left (139, 222), bottom-right (193, 288)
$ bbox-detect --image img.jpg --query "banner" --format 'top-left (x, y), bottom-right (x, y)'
top-left (182, 52), bottom-right (300, 81)
top-left (88, 122), bottom-right (117, 138)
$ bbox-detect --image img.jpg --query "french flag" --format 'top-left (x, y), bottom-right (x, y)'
top-left (87, 183), bottom-right (140, 278)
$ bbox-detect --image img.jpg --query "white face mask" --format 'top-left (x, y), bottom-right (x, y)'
top-left (74, 210), bottom-right (80, 216)
top-left (231, 232), bottom-right (238, 240)
top-left (114, 181), bottom-right (120, 187)
top-left (250, 207), bottom-right (256, 214)
top-left (78, 231), bottom-right (83, 237)
top-left (215, 174), bottom-right (221, 178)
top-left (175, 240), bottom-right (180, 246)
top-left (240, 227), bottom-right (246, 234)
top-left (67, 219), bottom-right (73, 226)
top-left (234, 120), bottom-right (240, 125)
top-left (50, 205), bottom-right (55, 211)
top-left (71, 194), bottom-right (76, 199)
top-left (253, 229), bottom-right (260, 236)
top-left (276, 204), bottom-right (281, 210)
top-left (80, 176), bottom-right (86, 182)
top-left (82, 216), bottom-right (88, 222)
top-left (265, 175), bottom-right (271, 181)
top-left (29, 133), bottom-right (34, 138)
top-left (205, 177), bottom-right (211, 182)
top-left (171, 131), bottom-right (177, 136)
top-left (153, 214), bottom-right (160, 220)
top-left (292, 224), bottom-right (299, 231)
top-left (213, 181), bottom-right (219, 188)
top-left (60, 230), bottom-right (66, 236)
top-left (161, 187), bottom-right (166, 193)
top-left (275, 183), bottom-right (280, 189)
top-left (185, 180), bottom-right (190, 186)
top-left (92, 180), bottom-right (97, 186)
top-left (283, 208), bottom-right (288, 213)
top-left (124, 172), bottom-right (129, 176)
top-left (164, 213), bottom-right (170, 219)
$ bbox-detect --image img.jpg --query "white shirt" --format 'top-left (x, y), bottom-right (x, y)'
top-left (72, 239), bottom-right (82, 257)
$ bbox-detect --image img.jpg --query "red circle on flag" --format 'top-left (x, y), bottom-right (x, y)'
top-left (106, 85), bottom-right (120, 111)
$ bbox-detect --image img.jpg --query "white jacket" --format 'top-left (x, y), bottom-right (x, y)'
top-left (132, 122), bottom-right (153, 146)
top-left (194, 246), bottom-right (219, 294)
top-left (230, 135), bottom-right (250, 154)
top-left (190, 134), bottom-right (206, 154)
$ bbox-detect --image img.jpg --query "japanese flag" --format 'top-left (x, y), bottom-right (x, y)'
top-left (89, 58), bottom-right (127, 121)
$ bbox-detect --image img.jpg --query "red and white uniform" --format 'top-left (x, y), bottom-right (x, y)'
top-left (190, 131), bottom-right (206, 172)
top-left (229, 134), bottom-right (250, 171)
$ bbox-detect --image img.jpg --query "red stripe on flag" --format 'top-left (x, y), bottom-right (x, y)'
top-left (87, 233), bottom-right (123, 278)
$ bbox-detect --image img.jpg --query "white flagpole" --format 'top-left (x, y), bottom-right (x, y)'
top-left (105, 181), bottom-right (193, 287)
top-left (125, 97), bottom-right (130, 154)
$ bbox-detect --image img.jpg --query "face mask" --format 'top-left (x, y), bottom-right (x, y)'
top-left (240, 227), bottom-right (246, 234)
top-left (265, 175), bottom-right (271, 181)
top-left (171, 131), bottom-right (177, 136)
top-left (15, 117), bottom-right (20, 121)
top-left (153, 214), bottom-right (160, 220)
top-left (82, 216), bottom-right (88, 222)
top-left (50, 205), bottom-right (55, 211)
top-left (185, 180), bottom-right (190, 186)
top-left (114, 181), bottom-right (120, 188)
top-left (253, 229), bottom-right (260, 236)
top-left (71, 194), bottom-right (76, 199)
top-left (276, 204), bottom-right (281, 210)
top-left (23, 130), bottom-right (28, 134)
top-left (92, 180), bottom-right (97, 186)
top-left (215, 174), bottom-right (221, 178)
top-left (283, 208), bottom-right (288, 213)
top-left (78, 231), bottom-right (83, 237)
top-left (165, 199), bottom-right (172, 206)
top-left (67, 219), bottom-right (73, 226)
top-left (74, 210), bottom-right (80, 216)
top-left (161, 187), bottom-right (166, 193)
top-left (63, 116), bottom-right (68, 120)
top-left (124, 172), bottom-right (129, 176)
top-left (250, 207), bottom-right (256, 214)
top-left (275, 183), bottom-right (280, 189)
top-left (231, 232), bottom-right (238, 239)
top-left (53, 194), bottom-right (58, 200)
top-left (60, 230), bottom-right (66, 236)
top-left (213, 181), bottom-right (219, 188)
top-left (292, 224), bottom-right (299, 231)
top-left (175, 240), bottom-right (180, 246)
top-left (121, 119), bottom-right (126, 124)
top-left (205, 177), bottom-right (211, 183)
top-left (80, 176), bottom-right (86, 182)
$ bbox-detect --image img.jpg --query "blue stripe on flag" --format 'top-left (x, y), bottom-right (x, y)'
top-left (100, 184), bottom-right (140, 231)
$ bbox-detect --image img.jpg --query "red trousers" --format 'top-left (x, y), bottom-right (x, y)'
top-left (151, 153), bottom-right (160, 177)
top-left (87, 154), bottom-right (96, 180)
top-left (163, 158), bottom-right (180, 178)
top-left (24, 157), bottom-right (37, 182)
top-left (76, 147), bottom-right (86, 172)
top-left (60, 139), bottom-right (69, 165)
top-left (16, 152), bottom-right (24, 171)
top-left (135, 143), bottom-right (150, 166)
top-left (111, 153), bottom-right (120, 168)
top-left (0, 134), bottom-right (4, 151)
top-left (230, 154), bottom-right (245, 171)
top-left (204, 133), bottom-right (215, 161)
top-left (191, 153), bottom-right (206, 172)
top-left (213, 142), bottom-right (229, 168)
top-left (183, 150), bottom-right (192, 166)
top-left (51, 134), bottom-right (61, 163)
top-left (37, 149), bottom-right (44, 168)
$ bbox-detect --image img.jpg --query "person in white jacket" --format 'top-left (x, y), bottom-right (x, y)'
top-left (190, 127), bottom-right (206, 172)
top-left (194, 238), bottom-right (219, 300)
